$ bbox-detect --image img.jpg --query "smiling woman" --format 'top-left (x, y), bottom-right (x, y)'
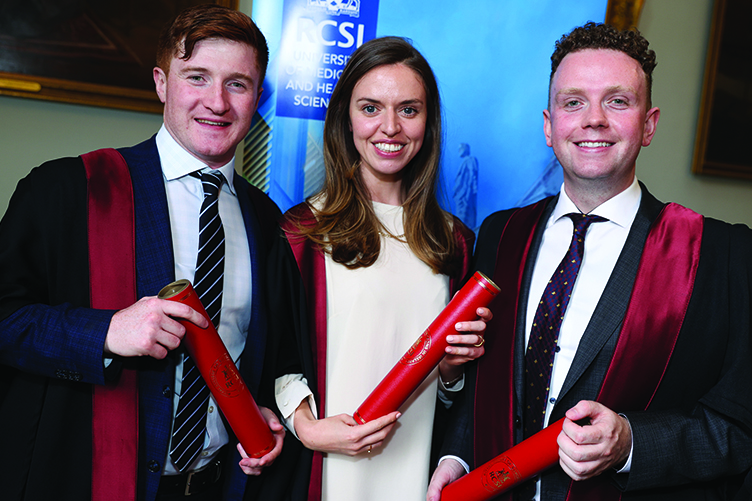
top-left (267, 36), bottom-right (491, 501)
top-left (348, 63), bottom-right (427, 204)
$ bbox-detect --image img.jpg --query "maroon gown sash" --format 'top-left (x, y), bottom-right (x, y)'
top-left (474, 201), bottom-right (703, 501)
top-left (282, 206), bottom-right (327, 501)
top-left (474, 199), bottom-right (549, 480)
top-left (566, 203), bottom-right (703, 501)
top-left (82, 148), bottom-right (139, 501)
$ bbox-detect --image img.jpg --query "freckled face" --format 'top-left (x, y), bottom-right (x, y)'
top-left (543, 49), bottom-right (659, 195)
top-left (349, 64), bottom-right (427, 190)
top-left (153, 38), bottom-right (263, 167)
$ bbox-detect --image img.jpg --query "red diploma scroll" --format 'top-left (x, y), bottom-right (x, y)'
top-left (353, 271), bottom-right (500, 424)
top-left (441, 418), bottom-right (564, 501)
top-left (158, 279), bottom-right (274, 458)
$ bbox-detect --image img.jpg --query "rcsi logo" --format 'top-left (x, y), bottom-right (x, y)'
top-left (482, 456), bottom-right (521, 493)
top-left (210, 353), bottom-right (245, 398)
top-left (276, 0), bottom-right (377, 120)
top-left (400, 331), bottom-right (431, 365)
top-left (307, 0), bottom-right (360, 18)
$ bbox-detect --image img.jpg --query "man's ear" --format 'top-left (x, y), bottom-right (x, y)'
top-left (543, 109), bottom-right (553, 148)
top-left (154, 67), bottom-right (167, 104)
top-left (642, 107), bottom-right (660, 147)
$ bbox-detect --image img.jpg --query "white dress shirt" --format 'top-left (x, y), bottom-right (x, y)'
top-left (157, 125), bottom-right (253, 474)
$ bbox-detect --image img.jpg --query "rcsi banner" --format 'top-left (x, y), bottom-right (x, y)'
top-left (276, 0), bottom-right (379, 121)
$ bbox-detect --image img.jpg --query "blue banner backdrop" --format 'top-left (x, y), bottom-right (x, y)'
top-left (245, 0), bottom-right (608, 230)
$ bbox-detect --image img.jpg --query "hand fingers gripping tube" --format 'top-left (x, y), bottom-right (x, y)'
top-left (159, 279), bottom-right (274, 458)
top-left (440, 418), bottom-right (564, 501)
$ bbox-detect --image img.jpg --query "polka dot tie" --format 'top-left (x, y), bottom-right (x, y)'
top-left (523, 213), bottom-right (607, 438)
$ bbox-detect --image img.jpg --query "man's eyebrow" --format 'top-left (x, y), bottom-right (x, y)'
top-left (557, 85), bottom-right (636, 96)
top-left (178, 65), bottom-right (255, 83)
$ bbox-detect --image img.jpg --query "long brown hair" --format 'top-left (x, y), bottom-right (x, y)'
top-left (293, 36), bottom-right (458, 275)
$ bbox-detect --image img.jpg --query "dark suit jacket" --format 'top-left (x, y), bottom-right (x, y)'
top-left (0, 137), bottom-right (282, 501)
top-left (442, 185), bottom-right (752, 500)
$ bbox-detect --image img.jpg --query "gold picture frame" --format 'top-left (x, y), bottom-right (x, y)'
top-left (0, 0), bottom-right (238, 114)
top-left (692, 0), bottom-right (752, 179)
top-left (605, 0), bottom-right (644, 30)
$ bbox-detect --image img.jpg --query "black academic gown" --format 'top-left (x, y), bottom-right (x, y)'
top-left (256, 202), bottom-right (476, 501)
top-left (0, 138), bottom-right (284, 501)
top-left (441, 185), bottom-right (752, 500)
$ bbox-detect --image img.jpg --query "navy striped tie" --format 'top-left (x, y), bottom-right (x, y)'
top-left (170, 170), bottom-right (226, 471)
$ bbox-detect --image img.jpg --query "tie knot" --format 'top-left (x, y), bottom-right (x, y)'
top-left (200, 170), bottom-right (224, 196)
top-left (567, 212), bottom-right (607, 235)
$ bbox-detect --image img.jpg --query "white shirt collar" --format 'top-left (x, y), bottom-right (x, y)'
top-left (156, 124), bottom-right (236, 194)
top-left (549, 177), bottom-right (642, 229)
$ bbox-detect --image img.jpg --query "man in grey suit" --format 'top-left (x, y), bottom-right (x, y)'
top-left (427, 22), bottom-right (752, 501)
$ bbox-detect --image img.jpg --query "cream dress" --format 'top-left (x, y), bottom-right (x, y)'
top-left (321, 201), bottom-right (449, 500)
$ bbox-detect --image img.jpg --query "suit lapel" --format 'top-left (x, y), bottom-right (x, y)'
top-left (116, 137), bottom-right (175, 500)
top-left (119, 137), bottom-right (175, 296)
